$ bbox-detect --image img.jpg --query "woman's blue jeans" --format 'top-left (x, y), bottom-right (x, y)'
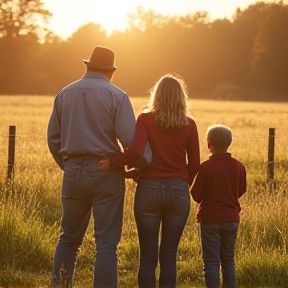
top-left (50, 158), bottom-right (125, 288)
top-left (134, 178), bottom-right (190, 288)
top-left (199, 222), bottom-right (239, 288)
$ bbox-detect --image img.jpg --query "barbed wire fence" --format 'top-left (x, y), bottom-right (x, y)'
top-left (0, 125), bottom-right (279, 186)
top-left (0, 125), bottom-right (54, 181)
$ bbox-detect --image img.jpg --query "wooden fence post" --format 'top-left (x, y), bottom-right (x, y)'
top-left (7, 125), bottom-right (16, 180)
top-left (267, 127), bottom-right (275, 185)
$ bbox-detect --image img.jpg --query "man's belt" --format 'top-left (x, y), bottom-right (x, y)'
top-left (64, 154), bottom-right (102, 161)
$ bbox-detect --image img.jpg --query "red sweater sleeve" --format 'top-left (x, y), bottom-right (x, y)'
top-left (187, 119), bottom-right (200, 185)
top-left (238, 165), bottom-right (247, 198)
top-left (111, 116), bottom-right (148, 167)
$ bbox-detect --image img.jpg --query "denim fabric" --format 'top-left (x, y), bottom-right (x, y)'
top-left (134, 178), bottom-right (190, 288)
top-left (199, 222), bottom-right (239, 288)
top-left (51, 158), bottom-right (125, 288)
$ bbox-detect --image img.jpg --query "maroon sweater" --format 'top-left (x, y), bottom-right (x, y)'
top-left (190, 153), bottom-right (246, 223)
top-left (111, 112), bottom-right (200, 185)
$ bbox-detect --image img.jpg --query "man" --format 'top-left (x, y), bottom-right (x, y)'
top-left (47, 45), bottom-right (148, 288)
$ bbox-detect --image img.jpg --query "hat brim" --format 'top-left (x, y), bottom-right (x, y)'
top-left (83, 60), bottom-right (117, 70)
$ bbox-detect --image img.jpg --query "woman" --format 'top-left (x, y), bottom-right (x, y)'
top-left (99, 74), bottom-right (200, 288)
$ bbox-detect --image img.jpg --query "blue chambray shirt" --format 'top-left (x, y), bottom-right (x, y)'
top-left (47, 72), bottom-right (137, 170)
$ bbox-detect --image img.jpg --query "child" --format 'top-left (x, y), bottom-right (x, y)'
top-left (190, 124), bottom-right (246, 288)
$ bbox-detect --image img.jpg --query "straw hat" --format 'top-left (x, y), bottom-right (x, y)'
top-left (83, 45), bottom-right (117, 70)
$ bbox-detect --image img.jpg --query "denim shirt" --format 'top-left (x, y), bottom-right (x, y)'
top-left (47, 72), bottom-right (136, 169)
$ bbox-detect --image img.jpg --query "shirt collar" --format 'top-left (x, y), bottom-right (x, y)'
top-left (209, 152), bottom-right (231, 159)
top-left (82, 71), bottom-right (109, 81)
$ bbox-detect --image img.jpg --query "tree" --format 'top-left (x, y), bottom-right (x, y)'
top-left (0, 0), bottom-right (52, 94)
top-left (249, 2), bottom-right (288, 94)
top-left (229, 1), bottom-right (270, 87)
top-left (0, 0), bottom-right (51, 38)
top-left (126, 6), bottom-right (170, 31)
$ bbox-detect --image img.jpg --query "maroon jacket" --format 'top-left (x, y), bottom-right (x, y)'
top-left (190, 153), bottom-right (246, 223)
top-left (111, 112), bottom-right (200, 185)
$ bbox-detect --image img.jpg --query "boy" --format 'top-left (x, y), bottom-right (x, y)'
top-left (190, 124), bottom-right (246, 288)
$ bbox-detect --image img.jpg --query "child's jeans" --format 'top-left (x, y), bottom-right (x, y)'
top-left (199, 222), bottom-right (239, 288)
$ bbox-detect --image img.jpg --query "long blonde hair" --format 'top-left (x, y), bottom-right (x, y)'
top-left (144, 74), bottom-right (190, 130)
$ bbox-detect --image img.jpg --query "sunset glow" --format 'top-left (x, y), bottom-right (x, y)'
top-left (42, 0), bottom-right (273, 39)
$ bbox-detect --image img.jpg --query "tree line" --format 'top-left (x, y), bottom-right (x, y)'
top-left (0, 0), bottom-right (288, 101)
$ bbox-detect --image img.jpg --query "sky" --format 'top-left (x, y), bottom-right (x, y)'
top-left (42, 0), bottom-right (273, 39)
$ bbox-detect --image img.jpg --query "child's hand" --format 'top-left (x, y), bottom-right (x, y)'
top-left (98, 158), bottom-right (111, 170)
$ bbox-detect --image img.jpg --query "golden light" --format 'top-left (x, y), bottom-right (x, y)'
top-left (89, 8), bottom-right (129, 35)
top-left (43, 0), bottom-right (271, 39)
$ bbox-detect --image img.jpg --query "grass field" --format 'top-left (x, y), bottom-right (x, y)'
top-left (1, 95), bottom-right (288, 287)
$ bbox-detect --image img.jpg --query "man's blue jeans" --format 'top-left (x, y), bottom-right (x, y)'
top-left (199, 222), bottom-right (239, 288)
top-left (134, 178), bottom-right (190, 288)
top-left (51, 158), bottom-right (125, 288)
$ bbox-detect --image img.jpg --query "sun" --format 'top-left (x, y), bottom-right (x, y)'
top-left (44, 0), bottom-right (132, 39)
top-left (91, 10), bottom-right (130, 35)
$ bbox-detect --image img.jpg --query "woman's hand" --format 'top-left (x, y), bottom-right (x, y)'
top-left (98, 158), bottom-right (111, 170)
top-left (125, 169), bottom-right (139, 183)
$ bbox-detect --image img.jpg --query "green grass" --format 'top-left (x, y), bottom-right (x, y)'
top-left (1, 96), bottom-right (288, 287)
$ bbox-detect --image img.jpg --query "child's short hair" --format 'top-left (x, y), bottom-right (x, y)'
top-left (207, 124), bottom-right (233, 151)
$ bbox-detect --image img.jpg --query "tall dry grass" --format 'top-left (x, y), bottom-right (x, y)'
top-left (1, 95), bottom-right (288, 287)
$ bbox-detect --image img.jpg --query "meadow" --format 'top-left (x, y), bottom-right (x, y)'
top-left (1, 95), bottom-right (288, 288)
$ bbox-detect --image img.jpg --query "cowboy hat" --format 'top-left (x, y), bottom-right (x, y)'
top-left (83, 45), bottom-right (117, 70)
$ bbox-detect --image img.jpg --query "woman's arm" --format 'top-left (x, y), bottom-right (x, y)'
top-left (187, 120), bottom-right (201, 185)
top-left (99, 115), bottom-right (149, 170)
